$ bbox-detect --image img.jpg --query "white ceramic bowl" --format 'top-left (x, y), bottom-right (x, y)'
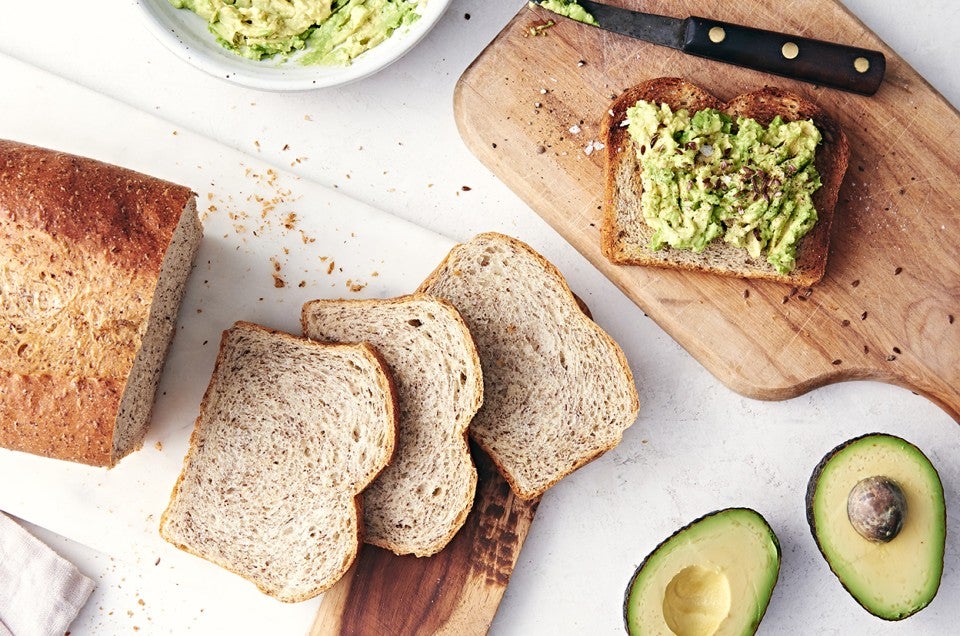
top-left (135, 0), bottom-right (451, 91)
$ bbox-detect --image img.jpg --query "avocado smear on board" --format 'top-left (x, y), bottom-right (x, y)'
top-left (170, 0), bottom-right (422, 65)
top-left (627, 100), bottom-right (823, 273)
top-left (534, 0), bottom-right (598, 25)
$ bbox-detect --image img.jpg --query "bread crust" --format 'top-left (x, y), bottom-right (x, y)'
top-left (0, 140), bottom-right (197, 466)
top-left (601, 77), bottom-right (849, 286)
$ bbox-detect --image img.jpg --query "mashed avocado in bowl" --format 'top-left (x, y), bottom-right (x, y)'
top-left (170, 0), bottom-right (423, 65)
top-left (138, 0), bottom-right (448, 89)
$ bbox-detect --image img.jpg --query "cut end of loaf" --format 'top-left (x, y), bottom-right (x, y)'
top-left (112, 197), bottom-right (203, 464)
top-left (160, 321), bottom-right (397, 601)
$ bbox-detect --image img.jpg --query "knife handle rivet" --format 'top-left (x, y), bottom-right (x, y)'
top-left (854, 56), bottom-right (870, 73)
top-left (781, 42), bottom-right (799, 59)
top-left (708, 26), bottom-right (726, 43)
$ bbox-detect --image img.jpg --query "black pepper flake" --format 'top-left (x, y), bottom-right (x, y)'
top-left (864, 345), bottom-right (870, 354)
top-left (832, 359), bottom-right (842, 365)
top-left (860, 311), bottom-right (868, 320)
top-left (886, 354), bottom-right (897, 361)
top-left (155, 558), bottom-right (161, 566)
top-left (801, 287), bottom-right (813, 299)
top-left (464, 13), bottom-right (471, 19)
top-left (851, 279), bottom-right (860, 287)
top-left (841, 319), bottom-right (850, 327)
top-left (893, 346), bottom-right (902, 354)
top-left (492, 142), bottom-right (497, 149)
top-left (950, 314), bottom-right (955, 324)
top-left (781, 296), bottom-right (789, 304)
top-left (894, 266), bottom-right (903, 275)
top-left (743, 289), bottom-right (750, 299)
top-left (461, 185), bottom-right (472, 191)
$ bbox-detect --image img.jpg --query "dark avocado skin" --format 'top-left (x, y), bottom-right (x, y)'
top-left (622, 507), bottom-right (782, 635)
top-left (805, 432), bottom-right (947, 621)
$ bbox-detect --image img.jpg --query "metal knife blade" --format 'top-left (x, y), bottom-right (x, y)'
top-left (534, 1), bottom-right (886, 95)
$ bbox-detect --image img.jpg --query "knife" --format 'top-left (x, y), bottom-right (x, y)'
top-left (533, 1), bottom-right (885, 95)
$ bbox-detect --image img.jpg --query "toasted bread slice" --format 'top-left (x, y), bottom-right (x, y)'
top-left (417, 233), bottom-right (640, 500)
top-left (301, 294), bottom-right (483, 557)
top-left (159, 321), bottom-right (397, 602)
top-left (601, 77), bottom-right (849, 286)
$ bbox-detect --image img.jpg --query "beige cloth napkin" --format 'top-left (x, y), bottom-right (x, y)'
top-left (0, 512), bottom-right (94, 636)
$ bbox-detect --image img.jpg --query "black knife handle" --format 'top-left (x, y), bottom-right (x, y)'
top-left (683, 16), bottom-right (885, 95)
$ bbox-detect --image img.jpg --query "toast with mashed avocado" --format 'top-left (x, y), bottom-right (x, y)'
top-left (601, 77), bottom-right (849, 285)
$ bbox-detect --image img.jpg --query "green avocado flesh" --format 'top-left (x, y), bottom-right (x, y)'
top-left (534, 1), bottom-right (598, 25)
top-left (624, 508), bottom-right (781, 636)
top-left (806, 433), bottom-right (946, 620)
top-left (170, 0), bottom-right (421, 65)
top-left (626, 100), bottom-right (822, 274)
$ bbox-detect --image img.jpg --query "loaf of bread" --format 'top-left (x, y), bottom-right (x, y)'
top-left (601, 77), bottom-right (849, 286)
top-left (0, 140), bottom-right (202, 466)
top-left (302, 294), bottom-right (483, 557)
top-left (418, 233), bottom-right (640, 500)
top-left (160, 321), bottom-right (398, 602)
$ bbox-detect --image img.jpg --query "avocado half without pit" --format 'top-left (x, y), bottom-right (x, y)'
top-left (806, 433), bottom-right (946, 620)
top-left (623, 508), bottom-right (781, 635)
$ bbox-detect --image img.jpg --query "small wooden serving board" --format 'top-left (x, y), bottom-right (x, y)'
top-left (455, 1), bottom-right (960, 419)
top-left (312, 445), bottom-right (538, 635)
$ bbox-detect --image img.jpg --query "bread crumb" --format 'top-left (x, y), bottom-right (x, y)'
top-left (273, 274), bottom-right (286, 288)
top-left (346, 279), bottom-right (367, 293)
top-left (155, 441), bottom-right (163, 452)
top-left (327, 261), bottom-right (336, 275)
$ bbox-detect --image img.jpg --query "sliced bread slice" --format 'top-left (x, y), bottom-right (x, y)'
top-left (601, 77), bottom-right (849, 286)
top-left (417, 233), bottom-right (640, 500)
top-left (159, 321), bottom-right (397, 602)
top-left (301, 294), bottom-right (483, 557)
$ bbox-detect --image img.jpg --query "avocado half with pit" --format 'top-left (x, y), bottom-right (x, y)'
top-left (806, 433), bottom-right (946, 620)
top-left (623, 508), bottom-right (781, 635)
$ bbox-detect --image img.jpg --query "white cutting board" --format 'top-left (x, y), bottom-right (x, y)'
top-left (0, 54), bottom-right (455, 631)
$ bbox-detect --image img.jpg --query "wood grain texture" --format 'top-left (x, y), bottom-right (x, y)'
top-left (311, 444), bottom-right (538, 635)
top-left (454, 0), bottom-right (960, 419)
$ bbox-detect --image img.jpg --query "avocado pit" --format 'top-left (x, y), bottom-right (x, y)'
top-left (847, 475), bottom-right (907, 543)
top-left (662, 566), bottom-right (731, 636)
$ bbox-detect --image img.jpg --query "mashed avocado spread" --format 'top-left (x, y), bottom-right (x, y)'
top-left (171, 0), bottom-right (422, 65)
top-left (626, 100), bottom-right (822, 273)
top-left (534, 1), bottom-right (598, 25)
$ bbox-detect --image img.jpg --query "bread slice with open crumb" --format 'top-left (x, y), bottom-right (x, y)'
top-left (301, 294), bottom-right (483, 557)
top-left (601, 77), bottom-right (849, 286)
top-left (159, 321), bottom-right (397, 602)
top-left (417, 233), bottom-right (640, 500)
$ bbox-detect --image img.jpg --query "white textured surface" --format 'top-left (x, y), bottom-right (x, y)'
top-left (0, 1), bottom-right (958, 634)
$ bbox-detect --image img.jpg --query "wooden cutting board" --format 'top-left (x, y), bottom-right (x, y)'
top-left (312, 444), bottom-right (537, 635)
top-left (455, 1), bottom-right (960, 419)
